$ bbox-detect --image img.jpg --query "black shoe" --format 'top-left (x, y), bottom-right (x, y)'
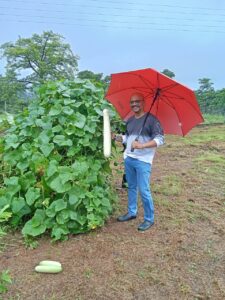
top-left (117, 213), bottom-right (136, 222)
top-left (138, 221), bottom-right (154, 231)
top-left (121, 174), bottom-right (127, 188)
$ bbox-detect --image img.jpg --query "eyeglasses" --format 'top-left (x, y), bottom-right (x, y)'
top-left (130, 100), bottom-right (143, 105)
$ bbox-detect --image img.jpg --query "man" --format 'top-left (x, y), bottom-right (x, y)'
top-left (117, 92), bottom-right (164, 231)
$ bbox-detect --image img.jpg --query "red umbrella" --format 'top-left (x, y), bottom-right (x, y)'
top-left (105, 68), bottom-right (204, 136)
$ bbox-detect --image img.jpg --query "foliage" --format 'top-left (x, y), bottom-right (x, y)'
top-left (161, 69), bottom-right (175, 78)
top-left (0, 205), bottom-right (12, 223)
top-left (23, 236), bottom-right (39, 249)
top-left (0, 270), bottom-right (12, 294)
top-left (0, 204), bottom-right (12, 253)
top-left (195, 79), bottom-right (225, 115)
top-left (0, 31), bottom-right (79, 87)
top-left (0, 69), bottom-right (25, 114)
top-left (0, 114), bottom-right (14, 139)
top-left (77, 70), bottom-right (110, 91)
top-left (0, 79), bottom-right (120, 240)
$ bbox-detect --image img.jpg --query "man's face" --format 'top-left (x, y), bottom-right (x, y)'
top-left (130, 95), bottom-right (144, 114)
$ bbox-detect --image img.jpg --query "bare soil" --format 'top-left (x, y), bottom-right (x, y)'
top-left (1, 125), bottom-right (225, 300)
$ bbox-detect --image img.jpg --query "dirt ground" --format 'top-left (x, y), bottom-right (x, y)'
top-left (1, 124), bottom-right (225, 300)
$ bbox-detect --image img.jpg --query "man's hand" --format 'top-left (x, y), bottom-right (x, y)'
top-left (131, 140), bottom-right (144, 149)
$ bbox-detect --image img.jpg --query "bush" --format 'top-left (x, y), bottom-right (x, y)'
top-left (0, 79), bottom-right (118, 240)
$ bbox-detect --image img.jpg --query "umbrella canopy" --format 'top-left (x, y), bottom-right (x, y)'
top-left (105, 68), bottom-right (204, 136)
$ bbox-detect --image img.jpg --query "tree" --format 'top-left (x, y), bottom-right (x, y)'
top-left (77, 70), bottom-right (104, 82)
top-left (161, 69), bottom-right (175, 78)
top-left (0, 69), bottom-right (25, 113)
top-left (195, 78), bottom-right (215, 114)
top-left (0, 31), bottom-right (79, 87)
top-left (213, 89), bottom-right (225, 115)
top-left (197, 78), bottom-right (214, 93)
top-left (77, 70), bottom-right (110, 90)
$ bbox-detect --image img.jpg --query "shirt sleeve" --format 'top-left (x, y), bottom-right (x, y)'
top-left (122, 134), bottom-right (127, 144)
top-left (151, 117), bottom-right (164, 147)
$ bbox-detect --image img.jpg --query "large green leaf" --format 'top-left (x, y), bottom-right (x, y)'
top-left (51, 225), bottom-right (69, 240)
top-left (4, 180), bottom-right (21, 197)
top-left (63, 106), bottom-right (74, 115)
top-left (71, 160), bottom-right (89, 177)
top-left (56, 209), bottom-right (70, 224)
top-left (48, 104), bottom-right (62, 116)
top-left (22, 220), bottom-right (46, 236)
top-left (38, 131), bottom-right (50, 144)
top-left (25, 187), bottom-right (41, 206)
top-left (53, 135), bottom-right (73, 146)
top-left (40, 143), bottom-right (54, 157)
top-left (11, 197), bottom-right (26, 214)
top-left (17, 160), bottom-right (29, 171)
top-left (48, 174), bottom-right (71, 193)
top-left (3, 148), bottom-right (23, 164)
top-left (68, 186), bottom-right (85, 205)
top-left (5, 134), bottom-right (20, 149)
top-left (46, 160), bottom-right (58, 178)
top-left (74, 112), bottom-right (86, 129)
top-left (22, 210), bottom-right (46, 236)
top-left (35, 118), bottom-right (52, 129)
top-left (69, 210), bottom-right (78, 221)
top-left (4, 176), bottom-right (19, 186)
top-left (47, 199), bottom-right (67, 213)
top-left (19, 172), bottom-right (36, 191)
top-left (52, 125), bottom-right (63, 133)
top-left (55, 199), bottom-right (67, 212)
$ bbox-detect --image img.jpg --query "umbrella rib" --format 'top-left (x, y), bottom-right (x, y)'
top-left (163, 90), bottom-right (186, 99)
top-left (161, 83), bottom-right (179, 92)
top-left (106, 86), bottom-right (150, 96)
top-left (162, 91), bottom-right (204, 120)
top-left (153, 92), bottom-right (160, 115)
top-left (138, 87), bottom-right (155, 94)
top-left (137, 73), bottom-right (156, 90)
top-left (158, 95), bottom-right (185, 136)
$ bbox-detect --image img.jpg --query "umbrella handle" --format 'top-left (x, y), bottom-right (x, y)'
top-left (131, 137), bottom-right (139, 152)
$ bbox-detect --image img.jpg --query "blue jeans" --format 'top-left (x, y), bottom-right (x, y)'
top-left (125, 156), bottom-right (154, 223)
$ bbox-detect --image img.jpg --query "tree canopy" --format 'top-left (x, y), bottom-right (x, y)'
top-left (77, 70), bottom-right (110, 90)
top-left (161, 69), bottom-right (175, 78)
top-left (195, 78), bottom-right (225, 115)
top-left (0, 69), bottom-right (25, 113)
top-left (0, 31), bottom-right (79, 87)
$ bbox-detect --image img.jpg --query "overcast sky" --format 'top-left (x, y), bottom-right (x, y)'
top-left (0, 0), bottom-right (225, 90)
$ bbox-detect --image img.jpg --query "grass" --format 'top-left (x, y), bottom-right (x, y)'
top-left (152, 175), bottom-right (183, 196)
top-left (203, 114), bottom-right (225, 124)
top-left (194, 152), bottom-right (225, 164)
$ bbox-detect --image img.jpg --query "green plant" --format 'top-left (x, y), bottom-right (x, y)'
top-left (0, 79), bottom-right (120, 240)
top-left (0, 270), bottom-right (12, 294)
top-left (23, 236), bottom-right (39, 249)
top-left (0, 205), bottom-right (12, 251)
top-left (0, 205), bottom-right (12, 223)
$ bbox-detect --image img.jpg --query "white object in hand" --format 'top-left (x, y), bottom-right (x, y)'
top-left (103, 109), bottom-right (111, 158)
